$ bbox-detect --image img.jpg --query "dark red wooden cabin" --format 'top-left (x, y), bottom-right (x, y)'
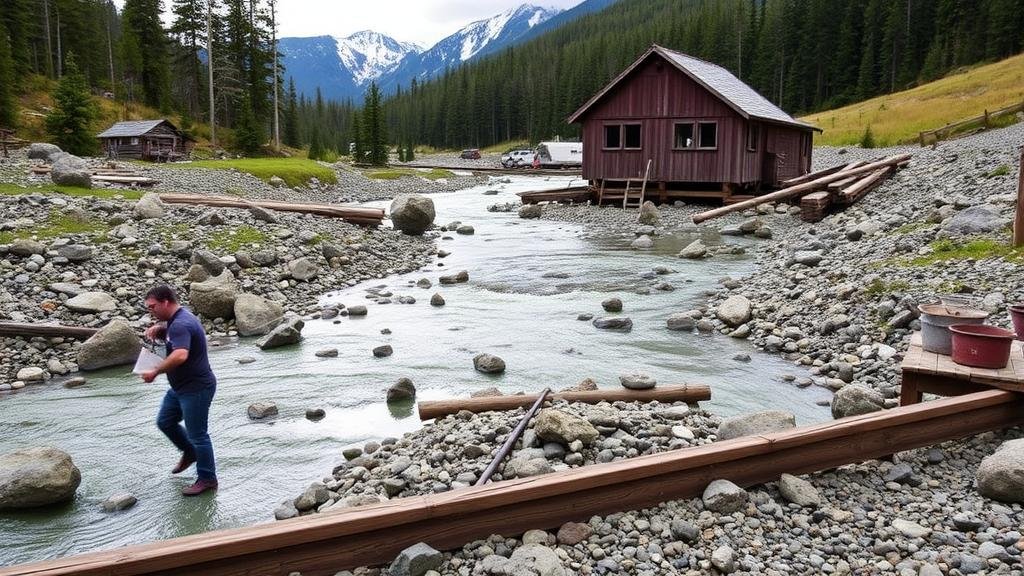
top-left (567, 45), bottom-right (821, 204)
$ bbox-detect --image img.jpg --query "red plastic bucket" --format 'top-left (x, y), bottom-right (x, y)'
top-left (1010, 304), bottom-right (1024, 340)
top-left (949, 324), bottom-right (1015, 369)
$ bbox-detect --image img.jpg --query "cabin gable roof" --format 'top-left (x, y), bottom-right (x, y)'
top-left (97, 119), bottom-right (193, 140)
top-left (567, 45), bottom-right (821, 132)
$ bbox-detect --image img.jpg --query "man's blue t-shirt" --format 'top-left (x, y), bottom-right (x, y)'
top-left (164, 307), bottom-right (216, 392)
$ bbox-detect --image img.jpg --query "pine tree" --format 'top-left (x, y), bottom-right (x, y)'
top-left (121, 0), bottom-right (172, 111)
top-left (363, 82), bottom-right (388, 166)
top-left (307, 126), bottom-right (323, 160)
top-left (45, 54), bottom-right (97, 155)
top-left (351, 110), bottom-right (365, 164)
top-left (233, 95), bottom-right (262, 154)
top-left (283, 77), bottom-right (299, 148)
top-left (405, 142), bottom-right (415, 162)
top-left (0, 27), bottom-right (16, 128)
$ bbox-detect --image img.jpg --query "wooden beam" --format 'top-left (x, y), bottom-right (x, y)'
top-left (779, 161), bottom-right (854, 187)
top-left (1015, 148), bottom-right (1024, 247)
top-left (417, 385), bottom-right (712, 421)
top-left (691, 155), bottom-right (911, 225)
top-left (7, 390), bottom-right (1023, 576)
top-left (0, 322), bottom-right (100, 340)
top-left (836, 166), bottom-right (896, 205)
top-left (158, 194), bottom-right (385, 227)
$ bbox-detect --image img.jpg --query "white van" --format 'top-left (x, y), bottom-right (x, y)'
top-left (501, 149), bottom-right (536, 168)
top-left (536, 142), bottom-right (582, 168)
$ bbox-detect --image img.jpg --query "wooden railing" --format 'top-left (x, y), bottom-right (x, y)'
top-left (918, 100), bottom-right (1024, 146)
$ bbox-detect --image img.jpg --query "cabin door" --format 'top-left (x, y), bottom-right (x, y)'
top-left (761, 153), bottom-right (777, 186)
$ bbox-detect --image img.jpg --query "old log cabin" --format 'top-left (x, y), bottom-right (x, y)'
top-left (568, 45), bottom-right (821, 205)
top-left (96, 119), bottom-right (194, 161)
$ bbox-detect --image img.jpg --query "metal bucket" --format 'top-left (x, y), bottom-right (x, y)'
top-left (950, 324), bottom-right (1015, 369)
top-left (918, 304), bottom-right (989, 355)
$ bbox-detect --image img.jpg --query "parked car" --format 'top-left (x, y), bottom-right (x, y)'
top-left (459, 149), bottom-right (481, 160)
top-left (501, 149), bottom-right (536, 168)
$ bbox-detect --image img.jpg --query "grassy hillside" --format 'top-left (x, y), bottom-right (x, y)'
top-left (802, 53), bottom-right (1024, 147)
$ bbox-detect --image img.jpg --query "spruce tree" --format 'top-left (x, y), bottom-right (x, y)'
top-left (283, 77), bottom-right (299, 148)
top-left (45, 54), bottom-right (97, 155)
top-left (121, 0), bottom-right (172, 111)
top-left (405, 142), bottom-right (415, 162)
top-left (351, 111), bottom-right (365, 164)
top-left (0, 28), bottom-right (16, 129)
top-left (233, 95), bottom-right (262, 155)
top-left (307, 126), bottom-right (323, 160)
top-left (363, 82), bottom-right (388, 166)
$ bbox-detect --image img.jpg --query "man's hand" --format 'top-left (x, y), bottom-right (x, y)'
top-left (145, 324), bottom-right (167, 341)
top-left (142, 369), bottom-right (159, 383)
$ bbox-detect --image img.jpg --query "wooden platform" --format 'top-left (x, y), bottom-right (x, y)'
top-left (7, 389), bottom-right (1024, 576)
top-left (516, 186), bottom-right (592, 205)
top-left (900, 331), bottom-right (1024, 405)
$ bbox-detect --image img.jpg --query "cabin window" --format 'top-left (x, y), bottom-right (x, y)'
top-left (623, 124), bottom-right (642, 149)
top-left (698, 122), bottom-right (717, 149)
top-left (747, 124), bottom-right (759, 151)
top-left (130, 137), bottom-right (140, 145)
top-left (673, 123), bottom-right (695, 149)
top-left (603, 125), bottom-right (621, 149)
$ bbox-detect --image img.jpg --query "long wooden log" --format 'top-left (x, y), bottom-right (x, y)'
top-left (691, 154), bottom-right (912, 224)
top-left (417, 385), bottom-right (712, 421)
top-left (158, 194), bottom-right (384, 226)
top-left (8, 389), bottom-right (1023, 576)
top-left (0, 322), bottom-right (99, 340)
top-left (837, 165), bottom-right (896, 205)
top-left (91, 175), bottom-right (160, 185)
top-left (779, 161), bottom-right (853, 187)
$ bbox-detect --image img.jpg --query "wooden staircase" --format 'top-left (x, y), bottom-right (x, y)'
top-left (597, 159), bottom-right (652, 209)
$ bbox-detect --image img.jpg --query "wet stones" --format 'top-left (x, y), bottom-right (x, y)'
top-left (592, 317), bottom-right (632, 332)
top-left (601, 297), bottom-right (623, 312)
top-left (666, 312), bottom-right (696, 331)
top-left (101, 493), bottom-right (138, 512)
top-left (0, 447), bottom-right (82, 510)
top-left (305, 408), bottom-right (326, 421)
top-left (373, 345), bottom-right (394, 358)
top-left (256, 317), bottom-right (304, 350)
top-left (390, 194), bottom-right (436, 235)
top-left (473, 353), bottom-right (506, 374)
top-left (314, 348), bottom-right (338, 358)
top-left (430, 293), bottom-right (445, 306)
top-left (716, 295), bottom-right (752, 327)
top-left (519, 204), bottom-right (542, 219)
top-left (387, 378), bottom-right (416, 402)
top-left (439, 270), bottom-right (469, 285)
top-left (619, 373), bottom-right (656, 390)
top-left (77, 320), bottom-right (143, 371)
top-left (247, 402), bottom-right (279, 420)
top-left (678, 239), bottom-right (707, 259)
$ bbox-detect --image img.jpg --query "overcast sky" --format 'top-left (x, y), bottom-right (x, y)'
top-left (112, 1), bottom-right (585, 48)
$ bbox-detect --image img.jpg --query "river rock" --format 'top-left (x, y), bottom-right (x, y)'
top-left (65, 291), bottom-right (117, 313)
top-left (430, 293), bottom-right (445, 306)
top-left (637, 201), bottom-right (661, 226)
top-left (77, 320), bottom-right (142, 370)
top-left (287, 257), bottom-right (319, 281)
top-left (592, 317), bottom-right (632, 332)
top-left (439, 270), bottom-right (469, 284)
top-left (347, 305), bottom-right (368, 316)
top-left (678, 239), bottom-right (707, 259)
top-left (56, 244), bottom-right (93, 263)
top-left (233, 293), bottom-right (283, 336)
top-left (473, 353), bottom-right (506, 374)
top-left (831, 384), bottom-right (885, 419)
top-left (249, 205), bottom-right (278, 223)
top-left (9, 238), bottom-right (45, 257)
top-left (716, 410), bottom-right (796, 440)
top-left (389, 542), bottom-right (443, 576)
top-left (305, 408), bottom-right (326, 421)
top-left (702, 479), bottom-right (748, 514)
top-left (101, 492), bottom-right (138, 512)
top-left (0, 447), bottom-right (81, 510)
top-left (373, 345), bottom-right (394, 358)
top-left (16, 367), bottom-right (44, 382)
top-left (387, 378), bottom-right (416, 402)
top-left (50, 154), bottom-right (92, 188)
top-left (519, 204), bottom-right (542, 219)
top-left (942, 205), bottom-right (1009, 236)
top-left (667, 312), bottom-right (696, 331)
top-left (390, 194), bottom-right (436, 235)
top-left (790, 250), bottom-right (823, 267)
top-left (976, 439), bottom-right (1024, 503)
top-left (716, 295), bottom-right (752, 327)
top-left (601, 297), bottom-right (623, 312)
top-left (189, 270), bottom-right (238, 319)
top-left (630, 234), bottom-right (653, 249)
top-left (28, 142), bottom-right (62, 161)
top-left (711, 545), bottom-right (737, 573)
top-left (455, 224), bottom-right (475, 235)
top-left (256, 317), bottom-right (304, 350)
top-left (482, 544), bottom-right (566, 576)
top-left (133, 192), bottom-right (165, 220)
top-left (314, 348), bottom-right (337, 358)
top-left (247, 402), bottom-right (279, 420)
top-left (534, 409), bottom-right (600, 446)
top-left (191, 249), bottom-right (225, 276)
top-left (619, 373), bottom-right (656, 390)
top-left (778, 473), bottom-right (821, 507)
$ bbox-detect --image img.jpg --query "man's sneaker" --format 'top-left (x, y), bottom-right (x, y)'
top-left (181, 479), bottom-right (218, 496)
top-left (171, 453), bottom-right (196, 474)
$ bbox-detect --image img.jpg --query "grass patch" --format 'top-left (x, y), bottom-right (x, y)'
top-left (894, 222), bottom-right (936, 234)
top-left (206, 225), bottom-right (269, 253)
top-left (986, 165), bottom-right (1011, 178)
top-left (365, 167), bottom-right (454, 180)
top-left (906, 238), bottom-right (1024, 266)
top-left (863, 278), bottom-right (911, 296)
top-left (170, 158), bottom-right (338, 188)
top-left (0, 182), bottom-right (143, 200)
top-left (0, 209), bottom-right (109, 243)
top-left (802, 53), bottom-right (1024, 146)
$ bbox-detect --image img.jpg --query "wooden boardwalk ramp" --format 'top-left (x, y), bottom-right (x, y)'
top-left (6, 389), bottom-right (1023, 576)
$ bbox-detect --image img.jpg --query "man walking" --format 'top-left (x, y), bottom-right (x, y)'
top-left (141, 285), bottom-right (218, 496)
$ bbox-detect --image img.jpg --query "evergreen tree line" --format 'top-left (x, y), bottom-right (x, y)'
top-left (0, 0), bottom-right (283, 154)
top-left (381, 0), bottom-right (1024, 150)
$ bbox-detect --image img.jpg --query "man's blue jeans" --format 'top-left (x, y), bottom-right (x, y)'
top-left (156, 385), bottom-right (217, 481)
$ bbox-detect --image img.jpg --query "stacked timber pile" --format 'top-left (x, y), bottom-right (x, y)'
top-left (691, 154), bottom-right (911, 225)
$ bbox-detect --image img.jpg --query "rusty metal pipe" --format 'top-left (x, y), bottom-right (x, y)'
top-left (475, 387), bottom-right (551, 486)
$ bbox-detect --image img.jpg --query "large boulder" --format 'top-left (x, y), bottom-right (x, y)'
top-left (473, 353), bottom-right (506, 374)
top-left (637, 201), bottom-right (661, 226)
top-left (534, 409), bottom-right (600, 446)
top-left (65, 291), bottom-right (117, 314)
top-left (28, 142), bottom-right (62, 162)
top-left (256, 317), bottom-right (304, 350)
top-left (133, 192), bottom-right (165, 220)
top-left (390, 194), bottom-right (436, 235)
top-left (717, 410), bottom-right (796, 440)
top-left (831, 384), bottom-right (885, 419)
top-left (976, 439), bottom-right (1024, 503)
top-left (942, 206), bottom-right (1010, 236)
top-left (0, 447), bottom-right (81, 510)
top-left (189, 270), bottom-right (238, 319)
top-left (233, 293), bottom-right (283, 337)
top-left (716, 295), bottom-right (752, 327)
top-left (50, 154), bottom-right (92, 188)
top-left (519, 204), bottom-right (543, 219)
top-left (78, 320), bottom-right (143, 370)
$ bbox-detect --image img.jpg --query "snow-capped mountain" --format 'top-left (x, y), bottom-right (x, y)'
top-left (280, 4), bottom-right (565, 101)
top-left (377, 4), bottom-right (561, 94)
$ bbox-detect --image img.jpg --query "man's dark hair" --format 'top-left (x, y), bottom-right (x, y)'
top-left (145, 284), bottom-right (178, 303)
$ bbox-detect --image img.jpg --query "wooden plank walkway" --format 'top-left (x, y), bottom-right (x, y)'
top-left (7, 389), bottom-right (1023, 576)
top-left (901, 332), bottom-right (1024, 405)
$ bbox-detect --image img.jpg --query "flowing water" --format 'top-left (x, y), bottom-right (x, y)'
top-left (0, 175), bottom-right (831, 566)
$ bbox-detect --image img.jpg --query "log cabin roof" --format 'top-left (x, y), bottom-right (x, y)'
top-left (567, 45), bottom-right (821, 132)
top-left (97, 119), bottom-right (193, 139)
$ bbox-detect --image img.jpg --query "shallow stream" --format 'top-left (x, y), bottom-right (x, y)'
top-left (0, 175), bottom-right (830, 565)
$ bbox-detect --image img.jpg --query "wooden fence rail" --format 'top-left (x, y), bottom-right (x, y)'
top-left (6, 389), bottom-right (1023, 576)
top-left (919, 100), bottom-right (1024, 146)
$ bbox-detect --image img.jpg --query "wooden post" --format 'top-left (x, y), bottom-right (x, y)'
top-left (1014, 148), bottom-right (1024, 247)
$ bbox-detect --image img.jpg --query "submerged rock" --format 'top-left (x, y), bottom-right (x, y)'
top-left (0, 447), bottom-right (81, 510)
